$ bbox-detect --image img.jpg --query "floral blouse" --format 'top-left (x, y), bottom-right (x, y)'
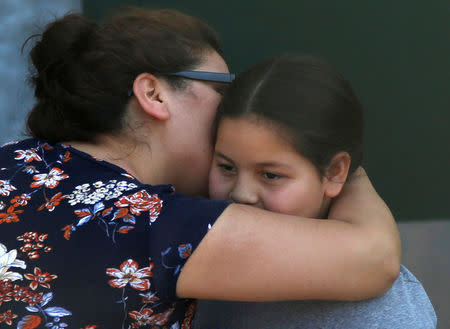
top-left (0, 138), bottom-right (229, 329)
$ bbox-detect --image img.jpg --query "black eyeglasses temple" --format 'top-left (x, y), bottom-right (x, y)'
top-left (167, 71), bottom-right (236, 83)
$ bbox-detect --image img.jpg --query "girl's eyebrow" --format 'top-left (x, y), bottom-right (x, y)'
top-left (215, 152), bottom-right (234, 163)
top-left (255, 162), bottom-right (291, 169)
top-left (216, 151), bottom-right (291, 169)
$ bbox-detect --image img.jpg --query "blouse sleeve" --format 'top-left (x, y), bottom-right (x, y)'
top-left (147, 193), bottom-right (230, 302)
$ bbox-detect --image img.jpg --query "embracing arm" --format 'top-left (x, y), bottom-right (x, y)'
top-left (177, 168), bottom-right (401, 301)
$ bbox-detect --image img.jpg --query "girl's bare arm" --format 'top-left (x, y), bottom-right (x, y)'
top-left (177, 168), bottom-right (400, 301)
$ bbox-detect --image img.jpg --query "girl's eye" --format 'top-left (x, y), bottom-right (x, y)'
top-left (218, 163), bottom-right (235, 174)
top-left (262, 172), bottom-right (282, 180)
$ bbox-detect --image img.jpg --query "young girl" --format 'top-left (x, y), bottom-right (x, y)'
top-left (194, 55), bottom-right (437, 328)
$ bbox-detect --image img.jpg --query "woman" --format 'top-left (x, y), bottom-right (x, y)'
top-left (194, 55), bottom-right (436, 328)
top-left (0, 8), bottom-right (399, 329)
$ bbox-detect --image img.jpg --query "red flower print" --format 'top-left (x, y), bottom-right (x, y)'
top-left (112, 208), bottom-right (130, 220)
top-left (139, 291), bottom-right (159, 304)
top-left (117, 226), bottom-right (134, 234)
top-left (27, 251), bottom-right (40, 260)
top-left (30, 167), bottom-right (68, 189)
top-left (0, 180), bottom-right (16, 196)
top-left (0, 206), bottom-right (23, 224)
top-left (37, 233), bottom-right (48, 242)
top-left (17, 232), bottom-right (38, 243)
top-left (0, 309), bottom-right (18, 325)
top-left (0, 280), bottom-right (13, 306)
top-left (16, 315), bottom-right (42, 329)
top-left (129, 307), bottom-right (174, 327)
top-left (37, 192), bottom-right (66, 212)
top-left (11, 285), bottom-right (31, 301)
top-left (102, 207), bottom-right (113, 216)
top-left (20, 243), bottom-right (33, 253)
top-left (181, 300), bottom-right (197, 329)
top-left (17, 232), bottom-right (52, 259)
top-left (82, 326), bottom-right (98, 329)
top-left (24, 267), bottom-right (57, 290)
top-left (0, 291), bottom-right (12, 306)
top-left (42, 143), bottom-right (53, 151)
top-left (22, 291), bottom-right (43, 306)
top-left (61, 150), bottom-right (72, 162)
top-left (14, 148), bottom-right (42, 163)
top-left (61, 224), bottom-right (74, 240)
top-left (106, 259), bottom-right (154, 291)
top-left (10, 194), bottom-right (31, 207)
top-left (114, 190), bottom-right (162, 223)
top-left (0, 280), bottom-right (13, 292)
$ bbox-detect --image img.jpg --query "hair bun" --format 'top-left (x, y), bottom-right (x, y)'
top-left (29, 14), bottom-right (97, 99)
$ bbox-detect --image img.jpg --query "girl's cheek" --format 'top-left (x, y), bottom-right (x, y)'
top-left (208, 171), bottom-right (230, 200)
top-left (260, 187), bottom-right (298, 215)
top-left (262, 196), bottom-right (284, 214)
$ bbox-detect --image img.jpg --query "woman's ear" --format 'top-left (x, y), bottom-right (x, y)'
top-left (323, 152), bottom-right (351, 198)
top-left (132, 73), bottom-right (170, 121)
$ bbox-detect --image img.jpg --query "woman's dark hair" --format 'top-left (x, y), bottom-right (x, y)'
top-left (26, 8), bottom-right (222, 143)
top-left (218, 55), bottom-right (364, 175)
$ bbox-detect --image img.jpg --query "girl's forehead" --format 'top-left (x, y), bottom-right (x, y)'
top-left (216, 117), bottom-right (299, 159)
top-left (217, 116), bottom-right (295, 148)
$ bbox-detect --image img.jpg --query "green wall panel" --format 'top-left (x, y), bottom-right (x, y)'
top-left (83, 0), bottom-right (450, 221)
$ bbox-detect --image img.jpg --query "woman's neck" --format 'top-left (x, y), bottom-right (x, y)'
top-left (67, 134), bottom-right (169, 185)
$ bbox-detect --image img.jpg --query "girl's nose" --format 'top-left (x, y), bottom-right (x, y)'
top-left (229, 176), bottom-right (259, 206)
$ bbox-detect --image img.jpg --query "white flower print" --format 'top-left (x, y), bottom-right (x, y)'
top-left (0, 243), bottom-right (26, 282)
top-left (68, 199), bottom-right (78, 206)
top-left (0, 180), bottom-right (16, 196)
top-left (14, 148), bottom-right (42, 163)
top-left (93, 181), bottom-right (105, 188)
top-left (64, 180), bottom-right (139, 206)
top-left (106, 259), bottom-right (153, 291)
top-left (30, 168), bottom-right (69, 189)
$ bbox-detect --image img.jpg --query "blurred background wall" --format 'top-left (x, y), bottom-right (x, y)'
top-left (0, 0), bottom-right (81, 145)
top-left (1, 0), bottom-right (448, 327)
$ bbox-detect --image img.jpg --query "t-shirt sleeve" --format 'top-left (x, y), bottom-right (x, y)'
top-left (147, 193), bottom-right (230, 302)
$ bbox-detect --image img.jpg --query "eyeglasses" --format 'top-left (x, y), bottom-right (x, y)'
top-left (166, 71), bottom-right (236, 83)
top-left (127, 71), bottom-right (235, 97)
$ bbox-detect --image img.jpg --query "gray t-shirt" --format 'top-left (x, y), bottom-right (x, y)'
top-left (193, 265), bottom-right (436, 329)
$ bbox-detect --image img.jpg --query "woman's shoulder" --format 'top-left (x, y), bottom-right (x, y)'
top-left (162, 191), bottom-right (230, 218)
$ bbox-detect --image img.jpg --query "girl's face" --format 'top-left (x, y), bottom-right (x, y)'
top-left (209, 117), bottom-right (331, 218)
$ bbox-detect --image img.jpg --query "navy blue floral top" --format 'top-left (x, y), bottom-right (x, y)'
top-left (0, 138), bottom-right (229, 329)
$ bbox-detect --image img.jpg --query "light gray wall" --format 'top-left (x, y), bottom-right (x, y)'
top-left (0, 0), bottom-right (81, 145)
top-left (399, 220), bottom-right (450, 329)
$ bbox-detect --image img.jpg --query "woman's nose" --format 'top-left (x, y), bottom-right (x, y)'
top-left (229, 176), bottom-right (259, 205)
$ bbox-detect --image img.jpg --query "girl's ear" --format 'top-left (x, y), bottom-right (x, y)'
top-left (323, 152), bottom-right (351, 198)
top-left (132, 73), bottom-right (170, 121)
